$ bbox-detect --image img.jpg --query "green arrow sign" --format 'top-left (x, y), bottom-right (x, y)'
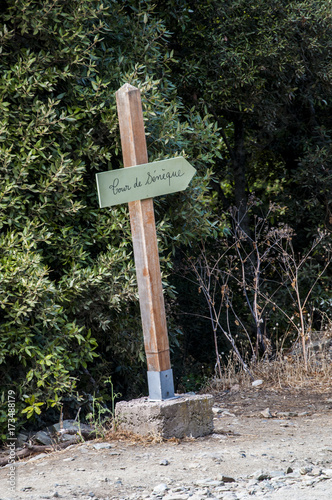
top-left (96, 156), bottom-right (196, 208)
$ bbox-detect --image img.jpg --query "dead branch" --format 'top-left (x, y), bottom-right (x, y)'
top-left (0, 438), bottom-right (81, 467)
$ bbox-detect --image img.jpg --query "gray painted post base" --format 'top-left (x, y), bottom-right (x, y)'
top-left (147, 368), bottom-right (175, 400)
top-left (115, 393), bottom-right (214, 439)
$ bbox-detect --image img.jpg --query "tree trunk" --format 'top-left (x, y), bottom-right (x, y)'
top-left (233, 117), bottom-right (250, 236)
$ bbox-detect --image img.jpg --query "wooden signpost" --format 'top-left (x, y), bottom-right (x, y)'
top-left (96, 83), bottom-right (196, 400)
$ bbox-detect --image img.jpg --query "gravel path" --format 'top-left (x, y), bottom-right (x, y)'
top-left (1, 399), bottom-right (332, 500)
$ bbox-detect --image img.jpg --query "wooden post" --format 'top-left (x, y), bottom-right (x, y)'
top-left (115, 83), bottom-right (174, 400)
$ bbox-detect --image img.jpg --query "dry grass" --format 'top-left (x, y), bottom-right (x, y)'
top-left (204, 327), bottom-right (332, 393)
top-left (103, 428), bottom-right (180, 446)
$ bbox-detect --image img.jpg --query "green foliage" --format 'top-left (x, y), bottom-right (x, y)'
top-left (84, 377), bottom-right (121, 436)
top-left (0, 0), bottom-right (220, 439)
top-left (21, 395), bottom-right (45, 420)
top-left (159, 0), bottom-right (332, 233)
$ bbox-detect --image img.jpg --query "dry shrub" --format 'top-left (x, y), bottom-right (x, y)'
top-left (204, 325), bottom-right (332, 393)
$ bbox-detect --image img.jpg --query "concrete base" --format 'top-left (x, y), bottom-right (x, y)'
top-left (115, 393), bottom-right (214, 439)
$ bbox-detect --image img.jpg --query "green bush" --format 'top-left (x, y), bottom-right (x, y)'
top-left (0, 0), bottom-right (221, 439)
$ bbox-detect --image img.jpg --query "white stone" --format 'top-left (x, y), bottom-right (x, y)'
top-left (260, 408), bottom-right (272, 418)
top-left (153, 483), bottom-right (168, 494)
top-left (195, 478), bottom-right (223, 487)
top-left (252, 379), bottom-right (263, 387)
top-left (28, 453), bottom-right (48, 462)
top-left (221, 410), bottom-right (236, 417)
top-left (92, 442), bottom-right (114, 450)
top-left (163, 495), bottom-right (189, 500)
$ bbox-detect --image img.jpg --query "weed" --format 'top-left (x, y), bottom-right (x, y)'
top-left (204, 323), bottom-right (332, 392)
top-left (84, 377), bottom-right (122, 438)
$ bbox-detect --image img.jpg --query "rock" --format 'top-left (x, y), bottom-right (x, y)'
top-left (300, 466), bottom-right (313, 475)
top-left (210, 432), bottom-right (226, 439)
top-left (195, 478), bottom-right (223, 487)
top-left (285, 469), bottom-right (302, 479)
top-left (59, 433), bottom-right (76, 442)
top-left (260, 408), bottom-right (272, 418)
top-left (308, 467), bottom-right (322, 476)
top-left (252, 379), bottom-right (263, 387)
top-left (251, 470), bottom-right (271, 481)
top-left (164, 494), bottom-right (189, 500)
top-left (220, 475), bottom-right (236, 483)
top-left (153, 483), bottom-right (168, 494)
top-left (276, 411), bottom-right (292, 418)
top-left (172, 487), bottom-right (187, 493)
top-left (28, 453), bottom-right (48, 462)
top-left (302, 478), bottom-right (318, 487)
top-left (16, 432), bottom-right (29, 446)
top-left (269, 470), bottom-right (286, 478)
top-left (199, 451), bottom-right (223, 461)
top-left (159, 459), bottom-right (169, 466)
top-left (51, 419), bottom-right (94, 436)
top-left (92, 442), bottom-right (114, 450)
top-left (34, 430), bottom-right (53, 446)
top-left (190, 493), bottom-right (210, 500)
top-left (221, 410), bottom-right (236, 417)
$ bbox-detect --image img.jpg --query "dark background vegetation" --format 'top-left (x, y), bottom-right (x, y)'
top-left (0, 0), bottom-right (331, 439)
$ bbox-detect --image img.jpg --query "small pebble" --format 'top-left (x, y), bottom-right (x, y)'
top-left (153, 483), bottom-right (168, 494)
top-left (92, 442), bottom-right (114, 450)
top-left (252, 379), bottom-right (263, 387)
top-left (260, 408), bottom-right (272, 418)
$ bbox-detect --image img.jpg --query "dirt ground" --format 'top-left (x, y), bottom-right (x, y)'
top-left (1, 386), bottom-right (332, 499)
